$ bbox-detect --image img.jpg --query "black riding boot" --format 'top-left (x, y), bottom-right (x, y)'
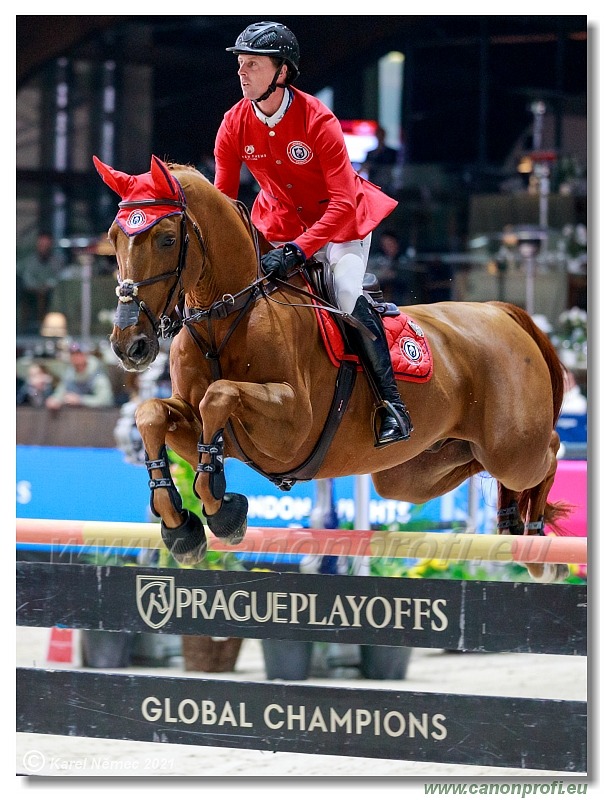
top-left (351, 295), bottom-right (413, 446)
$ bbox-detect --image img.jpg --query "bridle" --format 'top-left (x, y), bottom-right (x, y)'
top-left (114, 198), bottom-right (205, 339)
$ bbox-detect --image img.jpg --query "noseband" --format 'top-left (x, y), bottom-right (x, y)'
top-left (115, 198), bottom-right (205, 338)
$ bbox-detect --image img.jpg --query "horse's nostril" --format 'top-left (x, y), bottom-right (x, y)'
top-left (128, 338), bottom-right (150, 362)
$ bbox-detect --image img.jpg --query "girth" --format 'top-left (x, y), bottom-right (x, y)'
top-left (228, 360), bottom-right (357, 491)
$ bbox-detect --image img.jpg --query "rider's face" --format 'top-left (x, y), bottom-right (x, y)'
top-left (237, 55), bottom-right (283, 100)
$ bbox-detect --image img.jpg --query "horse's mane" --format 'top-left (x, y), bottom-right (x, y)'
top-left (165, 161), bottom-right (199, 173)
top-left (166, 161), bottom-right (210, 182)
top-left (163, 160), bottom-right (267, 254)
top-left (166, 161), bottom-right (254, 220)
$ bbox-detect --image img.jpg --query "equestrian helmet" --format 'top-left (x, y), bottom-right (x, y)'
top-left (226, 21), bottom-right (300, 81)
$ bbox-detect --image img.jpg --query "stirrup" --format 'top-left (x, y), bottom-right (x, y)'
top-left (372, 400), bottom-right (413, 447)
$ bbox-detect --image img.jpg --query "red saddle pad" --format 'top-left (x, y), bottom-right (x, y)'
top-left (315, 305), bottom-right (433, 383)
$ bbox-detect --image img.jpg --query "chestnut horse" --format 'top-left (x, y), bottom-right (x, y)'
top-left (95, 155), bottom-right (570, 582)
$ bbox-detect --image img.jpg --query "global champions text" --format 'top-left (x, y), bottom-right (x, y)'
top-left (141, 697), bottom-right (448, 740)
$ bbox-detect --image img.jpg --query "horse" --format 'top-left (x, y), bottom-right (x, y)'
top-left (94, 154), bottom-right (572, 583)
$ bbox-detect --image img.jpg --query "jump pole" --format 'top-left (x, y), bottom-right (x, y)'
top-left (16, 518), bottom-right (587, 565)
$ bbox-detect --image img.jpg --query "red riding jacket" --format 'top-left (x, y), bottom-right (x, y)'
top-left (214, 87), bottom-right (398, 258)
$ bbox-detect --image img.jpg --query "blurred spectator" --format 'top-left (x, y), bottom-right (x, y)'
top-left (40, 311), bottom-right (68, 339)
top-left (17, 232), bottom-right (65, 334)
top-left (114, 351), bottom-right (171, 465)
top-left (37, 311), bottom-right (69, 359)
top-left (17, 362), bottom-right (57, 407)
top-left (367, 230), bottom-right (425, 305)
top-left (360, 126), bottom-right (402, 194)
top-left (45, 342), bottom-right (114, 410)
top-left (154, 358), bottom-right (172, 399)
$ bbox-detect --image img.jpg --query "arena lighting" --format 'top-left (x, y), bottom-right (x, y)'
top-left (385, 51), bottom-right (404, 63)
top-left (340, 119), bottom-right (378, 164)
top-left (379, 51), bottom-right (405, 151)
top-left (517, 155), bottom-right (533, 174)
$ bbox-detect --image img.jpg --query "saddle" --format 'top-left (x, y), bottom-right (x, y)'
top-left (303, 257), bottom-right (401, 322)
top-left (301, 258), bottom-right (432, 383)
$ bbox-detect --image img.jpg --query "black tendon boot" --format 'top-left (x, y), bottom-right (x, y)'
top-left (351, 295), bottom-right (413, 446)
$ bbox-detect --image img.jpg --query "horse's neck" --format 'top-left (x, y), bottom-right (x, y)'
top-left (185, 183), bottom-right (259, 308)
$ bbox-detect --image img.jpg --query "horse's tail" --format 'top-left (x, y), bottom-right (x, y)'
top-left (488, 301), bottom-right (572, 532)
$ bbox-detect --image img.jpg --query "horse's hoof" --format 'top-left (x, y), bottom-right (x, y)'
top-left (161, 510), bottom-right (207, 565)
top-left (528, 562), bottom-right (570, 583)
top-left (204, 493), bottom-right (248, 545)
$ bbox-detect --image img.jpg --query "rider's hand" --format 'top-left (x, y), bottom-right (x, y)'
top-left (261, 243), bottom-right (306, 278)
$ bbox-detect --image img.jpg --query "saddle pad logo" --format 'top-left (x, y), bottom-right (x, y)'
top-left (401, 338), bottom-right (423, 362)
top-left (408, 320), bottom-right (424, 338)
top-left (136, 575), bottom-right (175, 629)
top-left (287, 141), bottom-right (313, 164)
top-left (127, 209), bottom-right (147, 229)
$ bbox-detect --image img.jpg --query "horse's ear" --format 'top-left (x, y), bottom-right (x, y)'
top-left (150, 155), bottom-right (179, 198)
top-left (92, 155), bottom-right (133, 198)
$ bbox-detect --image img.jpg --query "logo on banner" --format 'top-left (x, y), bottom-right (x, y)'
top-left (136, 575), bottom-right (175, 629)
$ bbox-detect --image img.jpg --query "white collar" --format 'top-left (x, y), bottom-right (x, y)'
top-left (252, 88), bottom-right (292, 128)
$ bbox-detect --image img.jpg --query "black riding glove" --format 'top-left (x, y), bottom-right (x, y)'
top-left (261, 243), bottom-right (306, 278)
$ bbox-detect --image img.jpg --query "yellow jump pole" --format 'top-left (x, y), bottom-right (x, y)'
top-left (16, 519), bottom-right (587, 565)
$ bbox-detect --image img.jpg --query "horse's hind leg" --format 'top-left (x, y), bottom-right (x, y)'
top-left (522, 431), bottom-right (569, 583)
top-left (498, 431), bottom-right (568, 583)
top-left (135, 396), bottom-right (207, 565)
top-left (497, 487), bottom-right (524, 535)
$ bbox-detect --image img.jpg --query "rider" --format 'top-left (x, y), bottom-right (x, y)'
top-left (214, 20), bottom-right (412, 445)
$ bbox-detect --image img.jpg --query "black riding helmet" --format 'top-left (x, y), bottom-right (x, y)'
top-left (227, 21), bottom-right (300, 102)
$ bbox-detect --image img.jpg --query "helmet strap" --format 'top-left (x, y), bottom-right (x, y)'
top-left (252, 61), bottom-right (287, 104)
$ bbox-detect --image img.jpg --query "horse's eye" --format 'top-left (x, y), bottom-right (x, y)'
top-left (162, 236), bottom-right (177, 248)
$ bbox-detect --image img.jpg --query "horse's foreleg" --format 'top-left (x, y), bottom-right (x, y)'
top-left (135, 396), bottom-right (207, 565)
top-left (194, 379), bottom-right (306, 542)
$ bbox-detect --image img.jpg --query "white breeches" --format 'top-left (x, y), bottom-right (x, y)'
top-left (314, 233), bottom-right (372, 314)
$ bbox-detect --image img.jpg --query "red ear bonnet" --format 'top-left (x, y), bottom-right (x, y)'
top-left (92, 155), bottom-right (185, 236)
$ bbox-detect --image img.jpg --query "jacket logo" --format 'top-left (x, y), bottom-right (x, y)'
top-left (136, 575), bottom-right (175, 629)
top-left (287, 141), bottom-right (313, 164)
top-left (245, 145), bottom-right (255, 155)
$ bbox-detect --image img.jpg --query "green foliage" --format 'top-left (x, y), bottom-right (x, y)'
top-left (166, 449), bottom-right (202, 516)
top-left (368, 554), bottom-right (586, 584)
top-left (368, 557), bottom-right (533, 582)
